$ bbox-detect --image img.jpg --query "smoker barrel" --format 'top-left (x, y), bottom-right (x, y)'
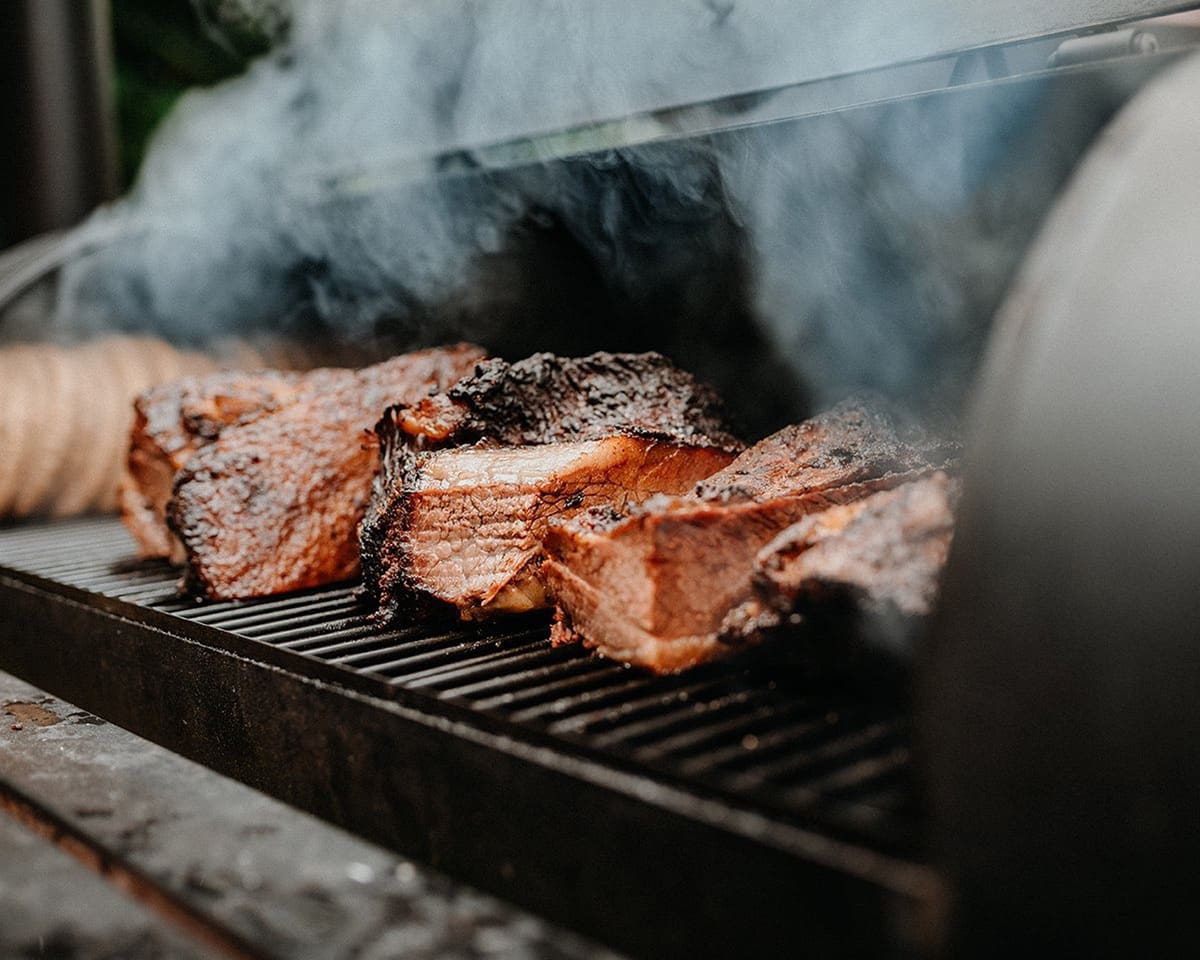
top-left (924, 52), bottom-right (1200, 958)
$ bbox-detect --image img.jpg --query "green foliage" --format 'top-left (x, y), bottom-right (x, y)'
top-left (112, 0), bottom-right (290, 186)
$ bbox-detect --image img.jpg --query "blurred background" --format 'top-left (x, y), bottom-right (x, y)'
top-left (1, 0), bottom-right (286, 248)
top-left (112, 0), bottom-right (286, 190)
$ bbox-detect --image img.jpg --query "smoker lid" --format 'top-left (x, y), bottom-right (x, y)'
top-left (314, 1), bottom-right (1200, 167)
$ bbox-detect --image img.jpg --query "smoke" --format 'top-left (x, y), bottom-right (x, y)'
top-left (49, 0), bottom-right (1134, 432)
top-left (722, 75), bottom-right (1120, 413)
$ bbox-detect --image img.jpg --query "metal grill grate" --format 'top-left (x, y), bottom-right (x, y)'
top-left (0, 516), bottom-right (920, 856)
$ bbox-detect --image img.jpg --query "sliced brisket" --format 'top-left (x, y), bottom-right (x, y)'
top-left (359, 352), bottom-right (743, 619)
top-left (543, 398), bottom-right (957, 672)
top-left (722, 472), bottom-right (960, 654)
top-left (166, 345), bottom-right (485, 599)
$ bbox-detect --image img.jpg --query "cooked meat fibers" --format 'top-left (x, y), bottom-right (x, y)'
top-left (543, 398), bottom-right (957, 673)
top-left (722, 472), bottom-right (960, 651)
top-left (121, 369), bottom-right (303, 558)
top-left (384, 438), bottom-right (735, 617)
top-left (167, 345), bottom-right (485, 599)
top-left (360, 352), bottom-right (743, 619)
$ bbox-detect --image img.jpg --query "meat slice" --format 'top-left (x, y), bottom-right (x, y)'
top-left (543, 398), bottom-right (958, 673)
top-left (359, 352), bottom-right (743, 619)
top-left (121, 369), bottom-right (304, 558)
top-left (722, 472), bottom-right (960, 654)
top-left (385, 439), bottom-right (735, 617)
top-left (166, 345), bottom-right (486, 599)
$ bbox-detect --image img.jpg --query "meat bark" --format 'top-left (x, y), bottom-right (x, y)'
top-left (166, 345), bottom-right (485, 599)
top-left (543, 398), bottom-right (958, 673)
top-left (722, 472), bottom-right (960, 653)
top-left (384, 351), bottom-right (742, 450)
top-left (121, 369), bottom-right (304, 558)
top-left (359, 352), bottom-right (743, 619)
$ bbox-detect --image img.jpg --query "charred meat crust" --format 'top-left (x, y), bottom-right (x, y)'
top-left (542, 397), bottom-right (959, 673)
top-left (167, 345), bottom-right (486, 600)
top-left (728, 471), bottom-right (961, 646)
top-left (120, 370), bottom-right (303, 558)
top-left (380, 351), bottom-right (744, 452)
top-left (167, 403), bottom-right (375, 598)
top-left (357, 406), bottom-right (424, 614)
top-left (137, 369), bottom-right (300, 457)
top-left (693, 400), bottom-right (958, 504)
top-left (359, 352), bottom-right (744, 615)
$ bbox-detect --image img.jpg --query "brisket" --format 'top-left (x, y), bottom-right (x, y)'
top-left (166, 345), bottom-right (485, 599)
top-left (359, 352), bottom-right (743, 619)
top-left (121, 369), bottom-right (304, 558)
top-left (543, 398), bottom-right (957, 672)
top-left (722, 472), bottom-right (960, 653)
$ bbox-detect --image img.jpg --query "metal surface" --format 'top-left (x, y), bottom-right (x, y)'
top-left (0, 806), bottom-right (218, 960)
top-left (0, 673), bottom-right (620, 960)
top-left (0, 0), bottom-right (118, 245)
top-left (322, 27), bottom-right (1200, 189)
top-left (303, 1), bottom-right (1200, 171)
top-left (924, 52), bottom-right (1200, 958)
top-left (0, 517), bottom-right (937, 959)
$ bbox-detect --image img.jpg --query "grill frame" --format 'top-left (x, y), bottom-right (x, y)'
top-left (0, 518), bottom-right (939, 958)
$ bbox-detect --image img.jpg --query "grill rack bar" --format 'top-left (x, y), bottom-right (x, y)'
top-left (0, 516), bottom-right (920, 852)
top-left (0, 517), bottom-right (932, 958)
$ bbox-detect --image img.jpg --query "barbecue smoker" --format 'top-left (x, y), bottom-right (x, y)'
top-left (4, 3), bottom-right (1200, 958)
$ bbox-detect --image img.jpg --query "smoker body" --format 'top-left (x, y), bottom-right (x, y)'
top-left (925, 52), bottom-right (1200, 957)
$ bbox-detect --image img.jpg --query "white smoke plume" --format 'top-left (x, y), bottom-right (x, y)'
top-left (49, 0), bottom-right (1132, 432)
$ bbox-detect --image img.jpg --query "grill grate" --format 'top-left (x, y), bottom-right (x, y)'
top-left (0, 516), bottom-right (920, 856)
